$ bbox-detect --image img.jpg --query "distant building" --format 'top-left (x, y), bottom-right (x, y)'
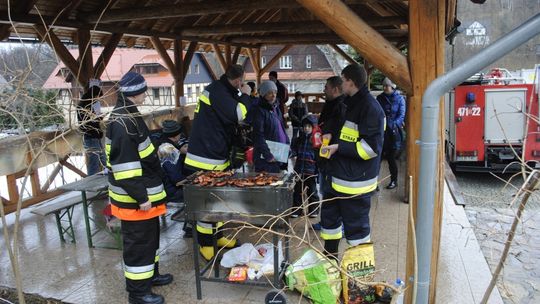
top-left (243, 45), bottom-right (338, 99)
top-left (447, 1), bottom-right (540, 70)
top-left (43, 47), bottom-right (216, 110)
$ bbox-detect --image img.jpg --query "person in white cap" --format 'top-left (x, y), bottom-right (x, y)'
top-left (376, 77), bottom-right (406, 190)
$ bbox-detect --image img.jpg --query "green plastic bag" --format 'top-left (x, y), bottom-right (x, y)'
top-left (285, 249), bottom-right (342, 304)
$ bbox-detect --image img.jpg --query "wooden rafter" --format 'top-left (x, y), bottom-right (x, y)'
top-left (173, 39), bottom-right (183, 107)
top-left (330, 44), bottom-right (357, 64)
top-left (151, 36), bottom-right (177, 77)
top-left (212, 43), bottom-right (228, 71)
top-left (182, 41), bottom-right (198, 79)
top-left (231, 46), bottom-right (242, 64)
top-left (247, 48), bottom-right (260, 74)
top-left (224, 44), bottom-right (232, 66)
top-left (0, 11), bottom-right (256, 49)
top-left (34, 25), bottom-right (85, 86)
top-left (56, 0), bottom-right (83, 19)
top-left (296, 0), bottom-right (412, 92)
top-left (179, 17), bottom-right (406, 36)
top-left (77, 28), bottom-right (93, 85)
top-left (94, 33), bottom-right (122, 79)
top-left (260, 44), bottom-right (292, 74)
top-left (85, 0), bottom-right (300, 23)
top-left (229, 32), bottom-right (406, 44)
top-left (0, 0), bottom-right (38, 40)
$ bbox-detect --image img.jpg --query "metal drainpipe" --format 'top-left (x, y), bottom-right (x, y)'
top-left (415, 13), bottom-right (540, 304)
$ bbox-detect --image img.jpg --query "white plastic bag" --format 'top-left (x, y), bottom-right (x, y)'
top-left (220, 242), bottom-right (284, 275)
top-left (220, 243), bottom-right (260, 268)
top-left (249, 242), bottom-right (284, 275)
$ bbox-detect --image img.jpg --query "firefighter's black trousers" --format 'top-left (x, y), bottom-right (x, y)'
top-left (121, 217), bottom-right (160, 295)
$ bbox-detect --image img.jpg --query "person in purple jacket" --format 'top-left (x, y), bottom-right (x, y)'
top-left (251, 80), bottom-right (290, 173)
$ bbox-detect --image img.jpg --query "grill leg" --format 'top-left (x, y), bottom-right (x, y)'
top-left (212, 223), bottom-right (219, 278)
top-left (192, 221), bottom-right (202, 300)
top-left (273, 233), bottom-right (279, 287)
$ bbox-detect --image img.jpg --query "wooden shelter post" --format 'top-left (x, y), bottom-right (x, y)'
top-left (174, 39), bottom-right (184, 108)
top-left (256, 48), bottom-right (262, 85)
top-left (405, 0), bottom-right (446, 303)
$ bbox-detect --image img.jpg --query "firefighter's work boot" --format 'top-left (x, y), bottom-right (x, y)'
top-left (217, 237), bottom-right (238, 248)
top-left (151, 273), bottom-right (174, 286)
top-left (199, 246), bottom-right (215, 261)
top-left (128, 292), bottom-right (164, 304)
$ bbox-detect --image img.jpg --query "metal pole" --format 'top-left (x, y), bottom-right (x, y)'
top-left (415, 13), bottom-right (540, 304)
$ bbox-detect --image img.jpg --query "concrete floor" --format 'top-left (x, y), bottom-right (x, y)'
top-left (0, 162), bottom-right (503, 303)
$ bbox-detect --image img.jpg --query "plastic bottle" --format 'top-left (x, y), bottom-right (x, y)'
top-left (311, 125), bottom-right (322, 148)
top-left (394, 278), bottom-right (405, 304)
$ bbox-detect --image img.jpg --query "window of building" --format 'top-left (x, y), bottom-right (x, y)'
top-left (306, 55), bottom-right (312, 69)
top-left (187, 65), bottom-right (191, 74)
top-left (195, 64), bottom-right (200, 74)
top-left (287, 83), bottom-right (296, 93)
top-left (196, 86), bottom-right (201, 97)
top-left (261, 56), bottom-right (266, 67)
top-left (279, 55), bottom-right (292, 69)
top-left (153, 88), bottom-right (160, 100)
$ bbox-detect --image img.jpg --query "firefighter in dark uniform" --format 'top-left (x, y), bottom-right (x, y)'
top-left (185, 64), bottom-right (252, 260)
top-left (319, 64), bottom-right (385, 258)
top-left (106, 71), bottom-right (173, 304)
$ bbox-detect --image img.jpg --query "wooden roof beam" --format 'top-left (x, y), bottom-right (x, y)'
top-left (77, 29), bottom-right (94, 85)
top-left (0, 0), bottom-right (38, 40)
top-left (34, 25), bottom-right (86, 86)
top-left (296, 0), bottom-right (412, 92)
top-left (150, 36), bottom-right (178, 78)
top-left (246, 48), bottom-right (260, 75)
top-left (180, 17), bottom-right (406, 36)
top-left (330, 44), bottom-right (357, 64)
top-left (94, 33), bottom-right (122, 79)
top-left (229, 33), bottom-right (406, 44)
top-left (231, 46), bottom-right (242, 64)
top-left (212, 43), bottom-right (228, 72)
top-left (183, 41), bottom-right (198, 79)
top-left (85, 0), bottom-right (299, 23)
top-left (0, 11), bottom-right (257, 48)
top-left (260, 44), bottom-right (292, 74)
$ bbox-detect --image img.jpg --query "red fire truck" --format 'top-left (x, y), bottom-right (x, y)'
top-left (445, 68), bottom-right (540, 172)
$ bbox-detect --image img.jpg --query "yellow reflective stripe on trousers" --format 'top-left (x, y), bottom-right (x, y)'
top-left (356, 139), bottom-right (377, 160)
top-left (339, 120), bottom-right (359, 142)
top-left (155, 255), bottom-right (159, 263)
top-left (320, 226), bottom-right (343, 240)
top-left (185, 153), bottom-right (229, 171)
top-left (196, 221), bottom-right (224, 235)
top-left (112, 161), bottom-right (142, 180)
top-left (331, 176), bottom-right (378, 195)
top-left (138, 137), bottom-right (155, 159)
top-left (236, 102), bottom-right (247, 122)
top-left (124, 264), bottom-right (154, 280)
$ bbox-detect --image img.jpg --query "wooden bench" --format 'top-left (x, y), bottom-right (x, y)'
top-left (31, 191), bottom-right (100, 243)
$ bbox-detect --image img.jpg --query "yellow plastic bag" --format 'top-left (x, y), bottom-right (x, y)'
top-left (341, 243), bottom-right (376, 304)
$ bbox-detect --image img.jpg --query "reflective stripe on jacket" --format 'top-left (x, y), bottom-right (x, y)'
top-left (105, 95), bottom-right (167, 212)
top-left (186, 75), bottom-right (249, 171)
top-left (328, 86), bottom-right (385, 196)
